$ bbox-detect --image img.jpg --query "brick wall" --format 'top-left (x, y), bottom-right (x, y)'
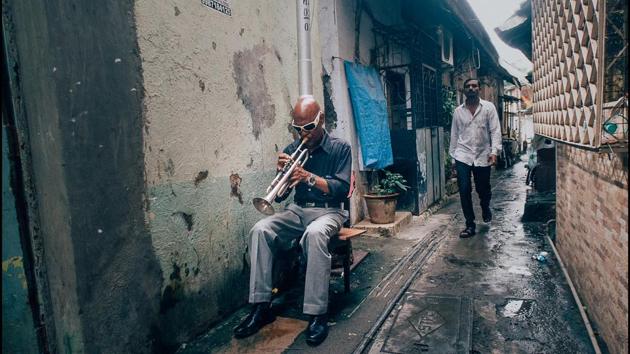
top-left (556, 144), bottom-right (628, 354)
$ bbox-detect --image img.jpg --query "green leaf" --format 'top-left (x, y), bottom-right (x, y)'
top-left (394, 181), bottom-right (408, 191)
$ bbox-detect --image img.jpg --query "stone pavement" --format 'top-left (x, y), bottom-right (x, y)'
top-left (177, 161), bottom-right (598, 354)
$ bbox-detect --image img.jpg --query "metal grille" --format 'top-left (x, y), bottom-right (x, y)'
top-left (603, 0), bottom-right (627, 104)
top-left (373, 24), bottom-right (442, 129)
top-left (412, 64), bottom-right (439, 128)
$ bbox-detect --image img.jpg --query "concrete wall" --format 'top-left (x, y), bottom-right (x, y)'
top-left (5, 0), bottom-right (330, 351)
top-left (135, 0), bottom-right (323, 346)
top-left (4, 0), bottom-right (176, 352)
top-left (555, 144), bottom-right (628, 354)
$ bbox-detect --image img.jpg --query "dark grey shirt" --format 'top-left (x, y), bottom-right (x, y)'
top-left (279, 132), bottom-right (351, 204)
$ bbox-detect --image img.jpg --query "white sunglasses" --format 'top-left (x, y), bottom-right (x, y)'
top-left (292, 111), bottom-right (321, 133)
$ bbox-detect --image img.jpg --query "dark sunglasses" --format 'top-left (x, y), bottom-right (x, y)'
top-left (292, 111), bottom-right (321, 133)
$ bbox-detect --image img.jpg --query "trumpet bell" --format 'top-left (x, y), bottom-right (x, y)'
top-left (253, 197), bottom-right (275, 215)
top-left (252, 137), bottom-right (309, 215)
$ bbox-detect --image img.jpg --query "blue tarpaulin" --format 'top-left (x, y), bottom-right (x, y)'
top-left (344, 61), bottom-right (393, 170)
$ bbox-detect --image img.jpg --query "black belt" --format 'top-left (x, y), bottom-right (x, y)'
top-left (296, 201), bottom-right (344, 209)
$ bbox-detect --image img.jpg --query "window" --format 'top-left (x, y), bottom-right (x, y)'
top-left (385, 71), bottom-right (409, 130)
top-left (412, 64), bottom-right (440, 128)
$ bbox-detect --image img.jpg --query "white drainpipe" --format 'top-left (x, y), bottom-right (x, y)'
top-left (297, 0), bottom-right (313, 96)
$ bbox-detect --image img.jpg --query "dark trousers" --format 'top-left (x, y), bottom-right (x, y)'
top-left (456, 160), bottom-right (491, 228)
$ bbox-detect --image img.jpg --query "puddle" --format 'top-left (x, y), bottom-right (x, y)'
top-left (499, 299), bottom-right (535, 318)
top-left (502, 300), bottom-right (524, 317)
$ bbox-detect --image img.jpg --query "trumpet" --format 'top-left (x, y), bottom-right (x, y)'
top-left (253, 138), bottom-right (310, 215)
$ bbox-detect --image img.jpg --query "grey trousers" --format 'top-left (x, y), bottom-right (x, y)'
top-left (248, 203), bottom-right (348, 315)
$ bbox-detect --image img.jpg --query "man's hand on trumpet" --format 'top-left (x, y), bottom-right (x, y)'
top-left (277, 153), bottom-right (292, 172)
top-left (276, 152), bottom-right (312, 188)
top-left (288, 164), bottom-right (310, 188)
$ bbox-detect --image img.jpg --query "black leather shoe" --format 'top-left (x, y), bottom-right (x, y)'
top-left (305, 314), bottom-right (328, 346)
top-left (233, 302), bottom-right (275, 339)
top-left (482, 208), bottom-right (492, 223)
top-left (459, 226), bottom-right (476, 238)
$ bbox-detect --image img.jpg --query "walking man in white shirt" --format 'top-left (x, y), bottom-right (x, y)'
top-left (449, 78), bottom-right (502, 238)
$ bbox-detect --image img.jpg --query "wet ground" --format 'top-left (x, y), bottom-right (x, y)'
top-left (367, 161), bottom-right (595, 354)
top-left (178, 161), bottom-right (598, 354)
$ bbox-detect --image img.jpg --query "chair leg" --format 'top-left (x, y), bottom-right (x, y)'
top-left (343, 251), bottom-right (351, 293)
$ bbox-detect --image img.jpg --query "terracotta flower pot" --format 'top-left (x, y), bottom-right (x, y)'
top-left (364, 193), bottom-right (399, 224)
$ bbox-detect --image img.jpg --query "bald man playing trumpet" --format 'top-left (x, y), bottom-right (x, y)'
top-left (234, 95), bottom-right (352, 346)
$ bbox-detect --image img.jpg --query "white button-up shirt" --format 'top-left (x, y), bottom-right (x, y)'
top-left (449, 99), bottom-right (502, 167)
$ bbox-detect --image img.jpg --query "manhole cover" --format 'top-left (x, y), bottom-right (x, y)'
top-left (381, 293), bottom-right (472, 354)
top-left (412, 309), bottom-right (446, 337)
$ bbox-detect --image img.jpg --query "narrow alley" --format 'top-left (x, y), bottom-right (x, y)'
top-left (2, 0), bottom-right (626, 353)
top-left (177, 160), bottom-right (597, 354)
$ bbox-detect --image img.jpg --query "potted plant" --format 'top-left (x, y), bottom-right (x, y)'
top-left (364, 170), bottom-right (409, 224)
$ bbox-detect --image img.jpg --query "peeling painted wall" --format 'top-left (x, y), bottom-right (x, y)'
top-left (135, 0), bottom-right (323, 346)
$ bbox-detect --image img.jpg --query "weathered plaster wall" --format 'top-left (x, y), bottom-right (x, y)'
top-left (556, 145), bottom-right (628, 354)
top-left (135, 0), bottom-right (323, 345)
top-left (319, 0), bottom-right (364, 223)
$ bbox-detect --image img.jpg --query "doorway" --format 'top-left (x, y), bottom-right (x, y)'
top-left (411, 63), bottom-right (444, 212)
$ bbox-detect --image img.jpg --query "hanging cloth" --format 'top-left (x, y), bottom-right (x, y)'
top-left (344, 61), bottom-right (393, 170)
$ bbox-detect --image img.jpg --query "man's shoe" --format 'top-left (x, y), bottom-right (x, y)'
top-left (305, 314), bottom-right (328, 346)
top-left (459, 226), bottom-right (476, 238)
top-left (233, 302), bottom-right (275, 339)
top-left (482, 208), bottom-right (492, 223)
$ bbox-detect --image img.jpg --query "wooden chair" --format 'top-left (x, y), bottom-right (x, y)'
top-left (330, 227), bottom-right (367, 293)
top-left (329, 171), bottom-right (367, 293)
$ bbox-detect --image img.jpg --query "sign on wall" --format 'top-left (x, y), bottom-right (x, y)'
top-left (201, 0), bottom-right (231, 16)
